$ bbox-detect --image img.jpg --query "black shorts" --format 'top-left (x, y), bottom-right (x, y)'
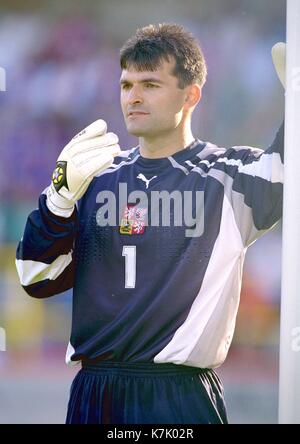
top-left (66, 361), bottom-right (228, 424)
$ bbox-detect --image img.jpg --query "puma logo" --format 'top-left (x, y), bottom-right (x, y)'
top-left (137, 173), bottom-right (157, 189)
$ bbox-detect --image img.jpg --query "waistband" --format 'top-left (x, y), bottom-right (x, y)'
top-left (81, 360), bottom-right (210, 377)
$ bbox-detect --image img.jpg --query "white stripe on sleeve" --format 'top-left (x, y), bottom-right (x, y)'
top-left (15, 251), bottom-right (73, 286)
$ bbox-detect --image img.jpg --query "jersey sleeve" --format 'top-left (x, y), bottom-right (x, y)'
top-left (210, 122), bottom-right (284, 246)
top-left (15, 190), bottom-right (79, 298)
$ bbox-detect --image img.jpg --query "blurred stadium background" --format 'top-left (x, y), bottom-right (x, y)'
top-left (0, 0), bottom-right (285, 423)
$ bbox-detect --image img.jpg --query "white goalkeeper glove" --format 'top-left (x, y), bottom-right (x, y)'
top-left (272, 42), bottom-right (286, 89)
top-left (46, 119), bottom-right (121, 217)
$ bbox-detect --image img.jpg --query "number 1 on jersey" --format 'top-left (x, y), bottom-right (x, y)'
top-left (122, 246), bottom-right (136, 289)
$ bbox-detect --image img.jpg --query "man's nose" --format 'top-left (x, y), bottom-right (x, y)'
top-left (128, 85), bottom-right (143, 105)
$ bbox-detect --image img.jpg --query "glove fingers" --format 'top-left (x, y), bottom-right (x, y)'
top-left (69, 133), bottom-right (119, 157)
top-left (71, 119), bottom-right (108, 143)
top-left (93, 155), bottom-right (116, 177)
top-left (73, 144), bottom-right (121, 167)
top-left (81, 151), bottom-right (116, 177)
top-left (103, 143), bottom-right (121, 157)
top-left (54, 121), bottom-right (121, 203)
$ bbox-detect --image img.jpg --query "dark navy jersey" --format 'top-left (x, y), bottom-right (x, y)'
top-left (16, 124), bottom-right (284, 368)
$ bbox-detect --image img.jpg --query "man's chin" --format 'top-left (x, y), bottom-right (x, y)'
top-left (126, 126), bottom-right (150, 137)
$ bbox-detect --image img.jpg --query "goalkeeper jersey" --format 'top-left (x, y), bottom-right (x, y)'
top-left (16, 124), bottom-right (284, 368)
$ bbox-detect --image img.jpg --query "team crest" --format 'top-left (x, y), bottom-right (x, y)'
top-left (119, 204), bottom-right (147, 235)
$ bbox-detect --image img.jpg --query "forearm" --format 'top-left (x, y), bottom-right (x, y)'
top-left (16, 192), bottom-right (78, 298)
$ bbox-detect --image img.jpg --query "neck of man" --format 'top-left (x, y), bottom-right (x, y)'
top-left (138, 124), bottom-right (196, 159)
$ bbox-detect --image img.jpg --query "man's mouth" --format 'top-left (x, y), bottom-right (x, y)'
top-left (127, 111), bottom-right (149, 117)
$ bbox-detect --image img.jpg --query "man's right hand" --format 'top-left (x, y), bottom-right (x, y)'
top-left (46, 119), bottom-right (121, 217)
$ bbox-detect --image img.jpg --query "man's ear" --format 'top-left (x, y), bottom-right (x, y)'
top-left (184, 84), bottom-right (202, 109)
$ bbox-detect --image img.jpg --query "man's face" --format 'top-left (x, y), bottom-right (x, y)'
top-left (120, 58), bottom-right (188, 138)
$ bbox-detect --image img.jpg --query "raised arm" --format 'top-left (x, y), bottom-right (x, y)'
top-left (16, 119), bottom-right (120, 298)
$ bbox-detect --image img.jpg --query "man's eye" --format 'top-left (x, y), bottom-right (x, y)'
top-left (145, 83), bottom-right (158, 88)
top-left (121, 84), bottom-right (131, 90)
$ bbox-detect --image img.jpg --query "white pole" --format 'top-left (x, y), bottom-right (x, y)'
top-left (279, 0), bottom-right (300, 424)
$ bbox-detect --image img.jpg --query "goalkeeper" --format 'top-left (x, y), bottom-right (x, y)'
top-left (16, 24), bottom-right (285, 424)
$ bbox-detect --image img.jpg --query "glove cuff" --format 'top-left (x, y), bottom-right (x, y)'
top-left (45, 184), bottom-right (75, 218)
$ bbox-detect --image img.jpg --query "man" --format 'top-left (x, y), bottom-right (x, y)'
top-left (16, 23), bottom-right (284, 424)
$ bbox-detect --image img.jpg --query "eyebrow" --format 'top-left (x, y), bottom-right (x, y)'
top-left (119, 77), bottom-right (164, 85)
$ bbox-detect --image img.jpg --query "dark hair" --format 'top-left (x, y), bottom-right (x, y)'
top-left (120, 23), bottom-right (207, 89)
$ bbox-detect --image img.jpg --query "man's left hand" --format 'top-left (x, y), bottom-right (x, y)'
top-left (272, 42), bottom-right (286, 89)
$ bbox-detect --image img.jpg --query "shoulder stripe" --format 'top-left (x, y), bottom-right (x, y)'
top-left (214, 152), bottom-right (283, 183)
top-left (196, 142), bottom-right (227, 160)
top-left (189, 151), bottom-right (283, 184)
top-left (95, 153), bottom-right (140, 177)
top-left (167, 157), bottom-right (189, 175)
